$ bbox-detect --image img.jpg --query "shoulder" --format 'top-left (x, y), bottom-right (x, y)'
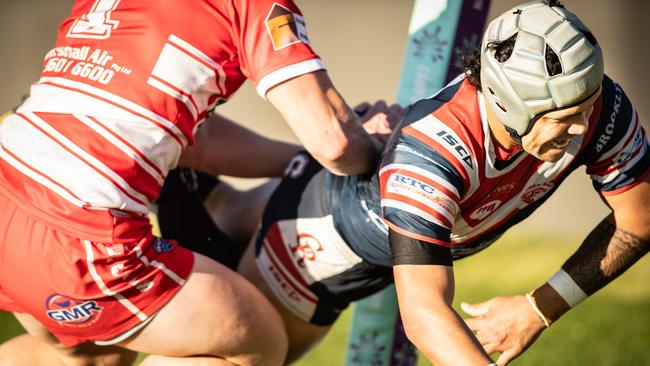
top-left (387, 79), bottom-right (482, 194)
top-left (585, 75), bottom-right (637, 156)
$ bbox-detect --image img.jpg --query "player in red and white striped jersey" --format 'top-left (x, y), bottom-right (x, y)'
top-left (0, 1), bottom-right (397, 365)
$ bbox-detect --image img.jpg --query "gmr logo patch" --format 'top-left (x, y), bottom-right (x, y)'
top-left (45, 294), bottom-right (103, 326)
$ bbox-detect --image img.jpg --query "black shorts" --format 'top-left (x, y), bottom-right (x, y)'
top-left (254, 152), bottom-right (392, 326)
top-left (156, 168), bottom-right (242, 270)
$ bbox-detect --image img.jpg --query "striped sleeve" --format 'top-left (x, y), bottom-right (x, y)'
top-left (234, 0), bottom-right (325, 97)
top-left (586, 80), bottom-right (650, 195)
top-left (380, 135), bottom-right (464, 248)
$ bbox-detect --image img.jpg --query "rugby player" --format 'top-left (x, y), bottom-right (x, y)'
top-left (193, 1), bottom-right (645, 364)
top-left (0, 0), bottom-right (401, 365)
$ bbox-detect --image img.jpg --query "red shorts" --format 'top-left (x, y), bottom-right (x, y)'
top-left (0, 188), bottom-right (194, 346)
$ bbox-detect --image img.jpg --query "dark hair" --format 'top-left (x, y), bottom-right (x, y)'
top-left (461, 0), bottom-right (598, 89)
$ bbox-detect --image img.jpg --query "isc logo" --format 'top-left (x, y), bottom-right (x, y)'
top-left (436, 130), bottom-right (473, 170)
top-left (45, 294), bottom-right (103, 325)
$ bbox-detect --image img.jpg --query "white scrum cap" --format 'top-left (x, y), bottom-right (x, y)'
top-left (480, 1), bottom-right (604, 137)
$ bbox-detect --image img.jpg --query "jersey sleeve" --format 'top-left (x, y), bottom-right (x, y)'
top-left (380, 131), bottom-right (464, 265)
top-left (586, 77), bottom-right (650, 195)
top-left (232, 0), bottom-right (325, 97)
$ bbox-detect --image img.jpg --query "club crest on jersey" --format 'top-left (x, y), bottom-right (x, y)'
top-left (45, 294), bottom-right (103, 326)
top-left (521, 183), bottom-right (554, 205)
top-left (290, 233), bottom-right (324, 268)
top-left (153, 238), bottom-right (175, 254)
top-left (469, 200), bottom-right (501, 221)
top-left (265, 3), bottom-right (310, 50)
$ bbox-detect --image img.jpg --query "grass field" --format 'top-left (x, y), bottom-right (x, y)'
top-left (1, 229), bottom-right (648, 365)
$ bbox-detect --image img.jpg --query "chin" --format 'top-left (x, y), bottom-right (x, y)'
top-left (538, 151), bottom-right (565, 162)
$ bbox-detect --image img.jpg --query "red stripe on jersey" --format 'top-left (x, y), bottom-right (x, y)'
top-left (262, 242), bottom-right (318, 304)
top-left (385, 221), bottom-right (451, 248)
top-left (600, 167), bottom-right (650, 196)
top-left (38, 81), bottom-right (186, 148)
top-left (455, 205), bottom-right (524, 245)
top-left (87, 116), bottom-right (165, 179)
top-left (461, 158), bottom-right (539, 208)
top-left (383, 191), bottom-right (453, 228)
top-left (0, 155), bottom-right (151, 244)
top-left (432, 82), bottom-right (485, 176)
top-left (40, 113), bottom-right (162, 201)
top-left (167, 39), bottom-right (218, 74)
top-left (263, 224), bottom-right (318, 303)
top-left (403, 126), bottom-right (471, 193)
top-left (1, 146), bottom-right (88, 206)
top-left (17, 113), bottom-right (148, 206)
top-left (403, 168), bottom-right (459, 201)
top-left (149, 75), bottom-right (200, 117)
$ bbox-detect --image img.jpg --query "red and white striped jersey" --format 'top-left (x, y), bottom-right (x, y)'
top-left (0, 0), bottom-right (323, 220)
top-left (379, 75), bottom-right (649, 260)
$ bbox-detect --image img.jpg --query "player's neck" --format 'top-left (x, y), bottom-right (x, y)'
top-left (485, 103), bottom-right (520, 152)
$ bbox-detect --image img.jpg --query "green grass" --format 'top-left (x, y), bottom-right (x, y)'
top-left (2, 230), bottom-right (649, 365)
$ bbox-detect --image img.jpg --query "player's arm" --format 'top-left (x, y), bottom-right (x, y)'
top-left (532, 173), bottom-right (650, 320)
top-left (462, 175), bottom-right (650, 366)
top-left (178, 113), bottom-right (300, 177)
top-left (390, 230), bottom-right (494, 365)
top-left (266, 70), bottom-right (385, 176)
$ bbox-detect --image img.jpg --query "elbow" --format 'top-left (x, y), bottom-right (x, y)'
top-left (309, 137), bottom-right (354, 175)
top-left (309, 134), bottom-right (375, 176)
top-left (401, 315), bottom-right (429, 352)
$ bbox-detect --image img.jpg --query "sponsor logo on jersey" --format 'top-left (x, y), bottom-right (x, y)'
top-left (595, 84), bottom-right (622, 152)
top-left (267, 263), bottom-right (301, 302)
top-left (265, 4), bottom-right (310, 50)
top-left (435, 129), bottom-right (474, 170)
top-left (389, 174), bottom-right (457, 216)
top-left (484, 182), bottom-right (516, 200)
top-left (153, 238), bottom-right (175, 254)
top-left (521, 182), bottom-right (554, 205)
top-left (290, 233), bottom-right (324, 267)
top-left (45, 294), bottom-right (103, 327)
top-left (105, 244), bottom-right (125, 257)
top-left (134, 280), bottom-right (154, 293)
top-left (469, 200), bottom-right (501, 221)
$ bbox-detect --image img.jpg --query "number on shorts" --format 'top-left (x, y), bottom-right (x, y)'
top-left (67, 0), bottom-right (121, 39)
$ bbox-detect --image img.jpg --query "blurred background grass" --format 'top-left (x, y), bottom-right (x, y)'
top-left (2, 229), bottom-right (648, 365)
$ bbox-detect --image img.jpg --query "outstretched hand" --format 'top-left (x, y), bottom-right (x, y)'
top-left (460, 295), bottom-right (547, 365)
top-left (354, 101), bottom-right (405, 143)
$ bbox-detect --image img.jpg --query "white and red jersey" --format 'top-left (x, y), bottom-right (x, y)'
top-left (379, 75), bottom-right (649, 261)
top-left (0, 0), bottom-right (323, 223)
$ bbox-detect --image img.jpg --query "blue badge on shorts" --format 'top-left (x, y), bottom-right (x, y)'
top-left (153, 237), bottom-right (174, 253)
top-left (45, 294), bottom-right (103, 326)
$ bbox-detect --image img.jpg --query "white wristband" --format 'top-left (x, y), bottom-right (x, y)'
top-left (547, 269), bottom-right (587, 307)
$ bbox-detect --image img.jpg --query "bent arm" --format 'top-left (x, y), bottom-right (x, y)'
top-left (531, 174), bottom-right (650, 322)
top-left (266, 70), bottom-right (382, 175)
top-left (178, 113), bottom-right (300, 178)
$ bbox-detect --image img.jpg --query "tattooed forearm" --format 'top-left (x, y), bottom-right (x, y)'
top-left (562, 214), bottom-right (650, 295)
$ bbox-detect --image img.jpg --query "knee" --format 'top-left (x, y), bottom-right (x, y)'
top-left (60, 349), bottom-right (138, 366)
top-left (59, 345), bottom-right (138, 366)
top-left (218, 310), bottom-right (289, 366)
